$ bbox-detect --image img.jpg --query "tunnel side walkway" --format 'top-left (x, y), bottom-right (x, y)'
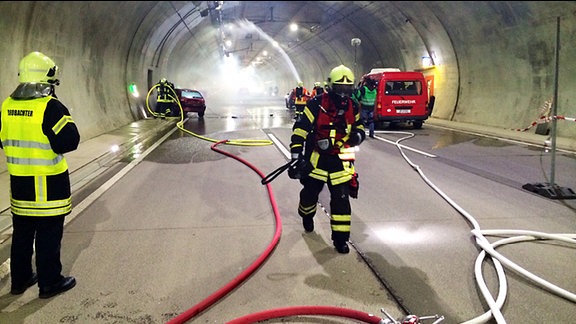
top-left (426, 117), bottom-right (576, 152)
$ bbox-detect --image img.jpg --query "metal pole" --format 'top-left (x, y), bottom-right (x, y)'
top-left (351, 38), bottom-right (361, 78)
top-left (354, 47), bottom-right (357, 77)
top-left (521, 16), bottom-right (575, 199)
top-left (549, 16), bottom-right (560, 187)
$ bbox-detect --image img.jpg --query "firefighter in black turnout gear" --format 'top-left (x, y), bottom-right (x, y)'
top-left (155, 78), bottom-right (177, 118)
top-left (289, 65), bottom-right (365, 254)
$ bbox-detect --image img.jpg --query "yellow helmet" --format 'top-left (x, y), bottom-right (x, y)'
top-left (328, 64), bottom-right (354, 87)
top-left (297, 81), bottom-right (304, 87)
top-left (314, 81), bottom-right (321, 87)
top-left (327, 65), bottom-right (355, 98)
top-left (18, 51), bottom-right (59, 85)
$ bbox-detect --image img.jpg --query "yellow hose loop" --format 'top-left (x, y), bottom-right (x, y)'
top-left (146, 85), bottom-right (272, 147)
top-left (145, 84), bottom-right (184, 119)
top-left (175, 121), bottom-right (271, 146)
top-left (145, 84), bottom-right (159, 117)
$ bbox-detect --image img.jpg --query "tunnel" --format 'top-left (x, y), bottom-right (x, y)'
top-left (0, 1), bottom-right (574, 149)
top-left (0, 2), bottom-right (576, 323)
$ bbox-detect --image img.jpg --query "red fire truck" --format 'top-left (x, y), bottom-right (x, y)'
top-left (363, 68), bottom-right (435, 129)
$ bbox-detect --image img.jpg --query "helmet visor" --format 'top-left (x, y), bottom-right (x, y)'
top-left (331, 83), bottom-right (354, 97)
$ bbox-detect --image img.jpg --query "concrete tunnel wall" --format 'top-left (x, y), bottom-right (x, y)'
top-left (0, 1), bottom-right (575, 148)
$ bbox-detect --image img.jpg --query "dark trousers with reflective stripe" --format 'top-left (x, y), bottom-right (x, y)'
top-left (294, 104), bottom-right (306, 118)
top-left (156, 101), bottom-right (175, 117)
top-left (11, 215), bottom-right (65, 289)
top-left (298, 176), bottom-right (351, 243)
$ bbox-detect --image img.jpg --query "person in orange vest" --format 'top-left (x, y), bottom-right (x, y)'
top-left (290, 81), bottom-right (310, 120)
top-left (310, 81), bottom-right (326, 97)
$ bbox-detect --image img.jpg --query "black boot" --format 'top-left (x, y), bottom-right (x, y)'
top-left (302, 217), bottom-right (314, 232)
top-left (333, 240), bottom-right (350, 254)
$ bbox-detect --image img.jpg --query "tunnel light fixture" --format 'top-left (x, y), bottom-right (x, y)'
top-left (421, 56), bottom-right (433, 68)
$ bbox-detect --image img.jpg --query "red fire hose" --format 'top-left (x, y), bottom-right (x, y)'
top-left (166, 140), bottom-right (383, 323)
top-left (226, 305), bottom-right (383, 323)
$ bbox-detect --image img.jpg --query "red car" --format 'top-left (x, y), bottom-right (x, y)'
top-left (175, 88), bottom-right (206, 118)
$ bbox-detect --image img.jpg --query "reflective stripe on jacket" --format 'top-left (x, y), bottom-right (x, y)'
top-left (290, 93), bottom-right (362, 184)
top-left (292, 87), bottom-right (309, 105)
top-left (157, 82), bottom-right (176, 103)
top-left (359, 86), bottom-right (376, 107)
top-left (1, 96), bottom-right (68, 176)
top-left (1, 95), bottom-right (73, 217)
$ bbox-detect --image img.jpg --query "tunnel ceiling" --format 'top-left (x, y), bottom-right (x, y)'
top-left (203, 1), bottom-right (363, 68)
top-left (158, 1), bottom-right (396, 89)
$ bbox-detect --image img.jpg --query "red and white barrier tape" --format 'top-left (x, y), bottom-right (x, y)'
top-left (513, 115), bottom-right (576, 132)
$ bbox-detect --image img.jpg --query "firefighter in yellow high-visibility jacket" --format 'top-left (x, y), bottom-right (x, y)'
top-left (0, 51), bottom-right (79, 298)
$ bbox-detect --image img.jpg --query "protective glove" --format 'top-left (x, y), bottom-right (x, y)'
top-left (288, 153), bottom-right (307, 179)
top-left (347, 130), bottom-right (365, 147)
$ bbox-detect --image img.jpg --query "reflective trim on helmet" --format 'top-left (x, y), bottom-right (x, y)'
top-left (333, 75), bottom-right (353, 84)
top-left (18, 52), bottom-right (59, 84)
top-left (328, 64), bottom-right (355, 87)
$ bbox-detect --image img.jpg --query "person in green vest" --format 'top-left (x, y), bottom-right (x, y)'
top-left (0, 51), bottom-right (80, 298)
top-left (354, 77), bottom-right (377, 138)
